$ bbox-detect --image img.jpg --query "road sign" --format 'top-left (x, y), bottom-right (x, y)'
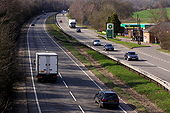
top-left (106, 23), bottom-right (114, 38)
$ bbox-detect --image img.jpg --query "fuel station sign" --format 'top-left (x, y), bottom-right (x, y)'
top-left (106, 23), bottom-right (114, 38)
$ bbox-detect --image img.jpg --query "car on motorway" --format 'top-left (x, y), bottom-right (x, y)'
top-left (31, 23), bottom-right (35, 26)
top-left (94, 91), bottom-right (119, 108)
top-left (93, 40), bottom-right (101, 46)
top-left (124, 51), bottom-right (139, 61)
top-left (37, 17), bottom-right (40, 20)
top-left (59, 20), bottom-right (63, 23)
top-left (76, 28), bottom-right (81, 32)
top-left (103, 44), bottom-right (114, 51)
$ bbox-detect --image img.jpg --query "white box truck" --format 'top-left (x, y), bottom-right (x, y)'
top-left (69, 19), bottom-right (76, 28)
top-left (36, 52), bottom-right (58, 82)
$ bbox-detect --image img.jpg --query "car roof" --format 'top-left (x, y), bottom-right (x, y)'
top-left (127, 51), bottom-right (136, 53)
top-left (105, 44), bottom-right (112, 46)
top-left (99, 90), bottom-right (116, 94)
top-left (94, 40), bottom-right (100, 41)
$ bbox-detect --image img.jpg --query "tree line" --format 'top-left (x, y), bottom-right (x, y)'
top-left (0, 0), bottom-right (69, 112)
top-left (69, 0), bottom-right (134, 31)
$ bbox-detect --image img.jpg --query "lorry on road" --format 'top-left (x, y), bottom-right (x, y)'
top-left (69, 19), bottom-right (76, 28)
top-left (35, 52), bottom-right (58, 82)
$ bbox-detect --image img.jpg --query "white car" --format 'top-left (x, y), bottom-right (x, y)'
top-left (93, 40), bottom-right (101, 46)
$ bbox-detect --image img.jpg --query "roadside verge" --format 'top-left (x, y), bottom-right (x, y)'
top-left (45, 15), bottom-right (169, 112)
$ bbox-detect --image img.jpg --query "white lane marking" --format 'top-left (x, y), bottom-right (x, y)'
top-left (59, 73), bottom-right (63, 78)
top-left (69, 91), bottom-right (77, 101)
top-left (119, 106), bottom-right (128, 113)
top-left (43, 18), bottom-right (103, 91)
top-left (146, 62), bottom-right (170, 72)
top-left (63, 81), bottom-right (68, 88)
top-left (60, 73), bottom-right (85, 113)
top-left (78, 105), bottom-right (85, 113)
top-left (48, 15), bottom-right (129, 113)
top-left (119, 97), bottom-right (138, 113)
top-left (27, 25), bottom-right (42, 113)
top-left (138, 51), bottom-right (170, 64)
top-left (59, 73), bottom-right (69, 88)
top-left (57, 15), bottom-right (138, 113)
top-left (158, 67), bottom-right (170, 72)
top-left (145, 62), bottom-right (155, 66)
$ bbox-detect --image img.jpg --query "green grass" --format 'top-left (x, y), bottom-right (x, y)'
top-left (97, 31), bottom-right (106, 35)
top-left (98, 35), bottom-right (150, 48)
top-left (86, 49), bottom-right (170, 112)
top-left (46, 15), bottom-right (170, 112)
top-left (132, 7), bottom-right (170, 23)
top-left (116, 35), bottom-right (130, 39)
top-left (108, 38), bottom-right (150, 48)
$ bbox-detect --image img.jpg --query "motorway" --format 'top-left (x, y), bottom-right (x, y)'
top-left (56, 14), bottom-right (170, 88)
top-left (20, 13), bottom-right (138, 113)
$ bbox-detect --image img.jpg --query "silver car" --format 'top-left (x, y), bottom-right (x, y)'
top-left (93, 40), bottom-right (101, 46)
top-left (124, 51), bottom-right (139, 61)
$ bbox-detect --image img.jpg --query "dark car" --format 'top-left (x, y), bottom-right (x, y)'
top-left (103, 44), bottom-right (114, 51)
top-left (124, 51), bottom-right (139, 61)
top-left (94, 91), bottom-right (119, 108)
top-left (93, 40), bottom-right (101, 46)
top-left (76, 28), bottom-right (81, 32)
top-left (37, 17), bottom-right (40, 20)
top-left (31, 23), bottom-right (35, 26)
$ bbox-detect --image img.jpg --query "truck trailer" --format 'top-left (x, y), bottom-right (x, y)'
top-left (35, 52), bottom-right (58, 82)
top-left (69, 19), bottom-right (76, 28)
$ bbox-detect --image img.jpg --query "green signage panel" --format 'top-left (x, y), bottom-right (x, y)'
top-left (106, 23), bottom-right (114, 38)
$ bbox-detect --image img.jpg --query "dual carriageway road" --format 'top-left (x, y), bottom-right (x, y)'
top-left (18, 13), bottom-right (136, 113)
top-left (56, 14), bottom-right (170, 89)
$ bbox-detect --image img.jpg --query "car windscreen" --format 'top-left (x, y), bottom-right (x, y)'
top-left (94, 40), bottom-right (100, 42)
top-left (106, 44), bottom-right (112, 47)
top-left (104, 93), bottom-right (118, 99)
top-left (128, 52), bottom-right (136, 55)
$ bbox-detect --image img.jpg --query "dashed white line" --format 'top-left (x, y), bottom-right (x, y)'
top-left (78, 105), bottom-right (85, 113)
top-left (27, 24), bottom-right (42, 113)
top-left (158, 67), bottom-right (170, 72)
top-left (146, 62), bottom-right (170, 72)
top-left (138, 51), bottom-right (170, 64)
top-left (46, 14), bottom-right (131, 113)
top-left (44, 18), bottom-right (103, 91)
top-left (145, 62), bottom-right (155, 66)
top-left (63, 81), bottom-right (68, 88)
top-left (59, 73), bottom-right (63, 78)
top-left (69, 91), bottom-right (77, 101)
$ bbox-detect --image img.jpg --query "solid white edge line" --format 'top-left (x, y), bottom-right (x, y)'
top-left (78, 105), bottom-right (85, 113)
top-left (69, 91), bottom-right (77, 101)
top-left (43, 18), bottom-right (103, 91)
top-left (56, 14), bottom-right (138, 113)
top-left (119, 106), bottom-right (128, 113)
top-left (56, 15), bottom-right (133, 113)
top-left (27, 25), bottom-right (42, 113)
top-left (46, 14), bottom-right (131, 113)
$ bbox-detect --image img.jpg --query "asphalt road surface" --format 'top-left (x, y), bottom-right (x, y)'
top-left (56, 14), bottom-right (170, 87)
top-left (22, 13), bottom-right (137, 113)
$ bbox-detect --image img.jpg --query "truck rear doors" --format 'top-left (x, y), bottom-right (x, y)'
top-left (38, 55), bottom-right (58, 75)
